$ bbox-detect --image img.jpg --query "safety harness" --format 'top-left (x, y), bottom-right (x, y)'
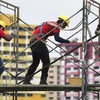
top-left (30, 22), bottom-right (46, 51)
top-left (32, 22), bottom-right (46, 41)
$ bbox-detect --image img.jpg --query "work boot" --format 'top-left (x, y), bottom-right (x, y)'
top-left (23, 73), bottom-right (33, 85)
top-left (23, 81), bottom-right (32, 85)
top-left (40, 81), bottom-right (48, 85)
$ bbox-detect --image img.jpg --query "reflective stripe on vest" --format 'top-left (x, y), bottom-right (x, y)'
top-left (32, 22), bottom-right (45, 40)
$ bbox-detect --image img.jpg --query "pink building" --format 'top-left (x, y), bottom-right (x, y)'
top-left (59, 42), bottom-right (100, 100)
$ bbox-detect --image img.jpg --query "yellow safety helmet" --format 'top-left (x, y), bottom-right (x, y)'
top-left (0, 20), bottom-right (6, 29)
top-left (58, 15), bottom-right (70, 26)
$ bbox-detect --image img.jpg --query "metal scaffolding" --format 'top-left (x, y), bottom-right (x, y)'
top-left (0, 0), bottom-right (100, 100)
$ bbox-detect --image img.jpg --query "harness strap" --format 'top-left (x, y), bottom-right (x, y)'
top-left (31, 22), bottom-right (46, 42)
top-left (39, 22), bottom-right (45, 37)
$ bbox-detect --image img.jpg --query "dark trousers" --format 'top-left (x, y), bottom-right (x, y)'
top-left (25, 41), bottom-right (50, 82)
top-left (0, 57), bottom-right (4, 76)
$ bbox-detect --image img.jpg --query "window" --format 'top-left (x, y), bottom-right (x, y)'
top-left (28, 27), bottom-right (33, 31)
top-left (17, 93), bottom-right (25, 97)
top-left (74, 60), bottom-right (79, 63)
top-left (66, 82), bottom-right (69, 84)
top-left (66, 97), bottom-right (70, 100)
top-left (66, 67), bottom-right (71, 70)
top-left (19, 44), bottom-right (25, 48)
top-left (18, 68), bottom-right (24, 71)
top-left (5, 68), bottom-right (9, 70)
top-left (49, 70), bottom-right (53, 73)
top-left (74, 74), bottom-right (79, 77)
top-left (57, 97), bottom-right (60, 100)
top-left (74, 96), bottom-right (79, 100)
top-left (49, 81), bottom-right (54, 84)
top-left (74, 67), bottom-right (78, 70)
top-left (74, 52), bottom-right (79, 56)
top-left (67, 75), bottom-right (71, 77)
top-left (19, 52), bottom-right (26, 56)
top-left (19, 36), bottom-right (26, 39)
top-left (19, 27), bottom-right (25, 31)
top-left (41, 94), bottom-right (46, 97)
top-left (94, 81), bottom-right (99, 84)
top-left (49, 76), bottom-right (54, 79)
top-left (94, 96), bottom-right (97, 100)
top-left (49, 97), bottom-right (53, 100)
top-left (3, 76), bottom-right (9, 79)
top-left (28, 52), bottom-right (32, 55)
top-left (27, 94), bottom-right (32, 96)
top-left (11, 68), bottom-right (16, 71)
top-left (94, 66), bottom-right (99, 69)
top-left (49, 92), bottom-right (53, 94)
top-left (94, 74), bottom-right (99, 77)
top-left (66, 60), bottom-right (71, 63)
top-left (4, 43), bottom-right (9, 46)
top-left (3, 51), bottom-right (9, 55)
top-left (18, 76), bottom-right (24, 80)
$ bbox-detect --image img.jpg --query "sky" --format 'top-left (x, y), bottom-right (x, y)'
top-left (0, 0), bottom-right (100, 57)
top-left (7, 0), bottom-right (82, 24)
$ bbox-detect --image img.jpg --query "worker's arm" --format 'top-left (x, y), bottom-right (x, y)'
top-left (3, 33), bottom-right (14, 41)
top-left (54, 33), bottom-right (70, 43)
top-left (54, 33), bottom-right (78, 43)
top-left (2, 29), bottom-right (17, 41)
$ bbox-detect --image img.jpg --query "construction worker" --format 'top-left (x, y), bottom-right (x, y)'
top-left (0, 20), bottom-right (16, 75)
top-left (95, 22), bottom-right (100, 50)
top-left (23, 15), bottom-right (78, 85)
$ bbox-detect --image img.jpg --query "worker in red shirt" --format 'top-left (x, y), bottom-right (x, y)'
top-left (23, 15), bottom-right (78, 85)
top-left (0, 20), bottom-right (16, 75)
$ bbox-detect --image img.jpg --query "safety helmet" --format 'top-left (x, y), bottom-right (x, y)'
top-left (0, 20), bottom-right (6, 29)
top-left (58, 15), bottom-right (70, 26)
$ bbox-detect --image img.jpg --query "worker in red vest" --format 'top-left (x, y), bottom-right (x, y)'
top-left (23, 15), bottom-right (78, 85)
top-left (0, 20), bottom-right (16, 75)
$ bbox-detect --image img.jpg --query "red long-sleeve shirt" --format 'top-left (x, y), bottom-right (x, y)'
top-left (0, 29), bottom-right (7, 39)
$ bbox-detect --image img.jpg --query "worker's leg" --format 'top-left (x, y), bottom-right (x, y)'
top-left (38, 42), bottom-right (50, 84)
top-left (24, 53), bottom-right (40, 84)
top-left (24, 42), bottom-right (40, 84)
top-left (0, 57), bottom-right (4, 76)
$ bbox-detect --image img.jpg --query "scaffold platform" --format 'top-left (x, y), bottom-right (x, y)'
top-left (0, 84), bottom-right (100, 92)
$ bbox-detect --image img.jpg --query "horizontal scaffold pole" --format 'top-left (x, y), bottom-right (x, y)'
top-left (0, 84), bottom-right (100, 92)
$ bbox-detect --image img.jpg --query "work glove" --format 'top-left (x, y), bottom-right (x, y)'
top-left (71, 38), bottom-right (78, 43)
top-left (95, 23), bottom-right (100, 34)
top-left (11, 29), bottom-right (17, 36)
top-left (96, 46), bottom-right (100, 51)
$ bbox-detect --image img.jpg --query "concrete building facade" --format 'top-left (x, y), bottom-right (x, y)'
top-left (59, 42), bottom-right (100, 100)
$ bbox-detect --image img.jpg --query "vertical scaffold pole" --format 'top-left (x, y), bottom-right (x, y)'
top-left (98, 3), bottom-right (100, 100)
top-left (98, 3), bottom-right (100, 58)
top-left (15, 6), bottom-right (19, 100)
top-left (82, 0), bottom-right (87, 99)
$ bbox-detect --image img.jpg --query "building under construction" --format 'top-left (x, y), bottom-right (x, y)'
top-left (0, 0), bottom-right (100, 100)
